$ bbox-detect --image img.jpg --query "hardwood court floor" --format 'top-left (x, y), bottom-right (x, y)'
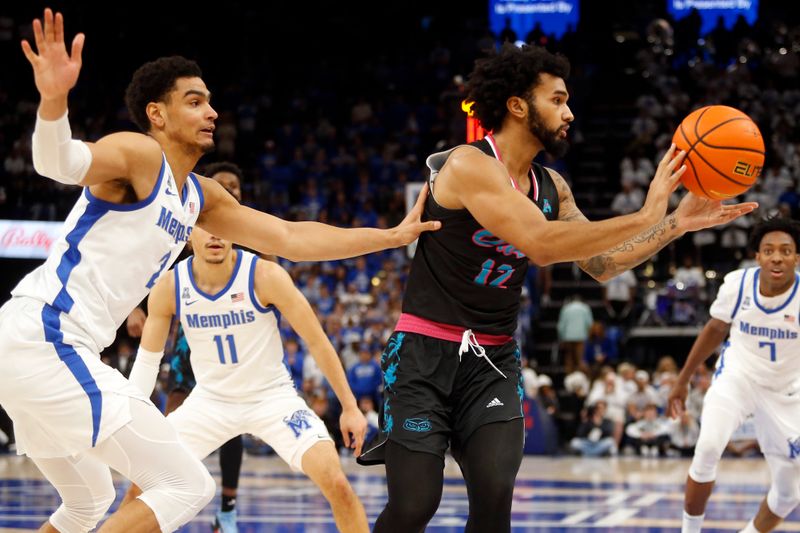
top-left (0, 453), bottom-right (797, 532)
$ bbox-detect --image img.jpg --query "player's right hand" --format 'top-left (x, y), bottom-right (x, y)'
top-left (667, 380), bottom-right (689, 419)
top-left (641, 144), bottom-right (686, 223)
top-left (21, 8), bottom-right (85, 100)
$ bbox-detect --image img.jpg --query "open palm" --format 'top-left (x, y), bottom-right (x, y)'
top-left (20, 8), bottom-right (84, 100)
top-left (674, 192), bottom-right (758, 232)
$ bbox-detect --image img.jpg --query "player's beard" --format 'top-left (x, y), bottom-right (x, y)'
top-left (527, 103), bottom-right (569, 158)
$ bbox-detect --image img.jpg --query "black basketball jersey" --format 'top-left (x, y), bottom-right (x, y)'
top-left (402, 138), bottom-right (560, 336)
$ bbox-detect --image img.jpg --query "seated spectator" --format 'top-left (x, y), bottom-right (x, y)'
top-left (653, 355), bottom-right (679, 386)
top-left (358, 396), bottom-right (380, 445)
top-left (569, 400), bottom-right (617, 457)
top-left (669, 411), bottom-right (699, 457)
top-left (617, 362), bottom-right (638, 397)
top-left (725, 414), bottom-right (760, 457)
top-left (556, 371), bottom-right (590, 442)
top-left (686, 370), bottom-right (711, 421)
top-left (620, 149), bottom-right (655, 188)
top-left (625, 403), bottom-right (671, 457)
top-left (587, 370), bottom-right (627, 445)
top-left (611, 178), bottom-right (645, 216)
top-left (536, 375), bottom-right (558, 416)
top-left (626, 370), bottom-right (660, 422)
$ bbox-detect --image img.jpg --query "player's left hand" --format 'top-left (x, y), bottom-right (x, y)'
top-left (340, 406), bottom-right (367, 457)
top-left (674, 192), bottom-right (758, 233)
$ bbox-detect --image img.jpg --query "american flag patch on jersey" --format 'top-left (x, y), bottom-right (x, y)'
top-left (188, 201), bottom-right (196, 214)
top-left (231, 292), bottom-right (244, 303)
top-left (785, 314), bottom-right (795, 323)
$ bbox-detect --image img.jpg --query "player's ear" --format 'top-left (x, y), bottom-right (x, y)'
top-left (146, 102), bottom-right (166, 130)
top-left (507, 96), bottom-right (527, 120)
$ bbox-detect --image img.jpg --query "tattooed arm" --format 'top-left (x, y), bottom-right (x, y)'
top-left (553, 170), bottom-right (757, 281)
top-left (555, 172), bottom-right (681, 281)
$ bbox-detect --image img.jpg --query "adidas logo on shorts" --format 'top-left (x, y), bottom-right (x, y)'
top-left (486, 397), bottom-right (504, 408)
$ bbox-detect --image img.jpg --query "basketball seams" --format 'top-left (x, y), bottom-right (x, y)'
top-left (681, 108), bottom-right (759, 190)
top-left (696, 141), bottom-right (764, 156)
top-left (688, 145), bottom-right (753, 188)
top-left (685, 153), bottom-right (712, 198)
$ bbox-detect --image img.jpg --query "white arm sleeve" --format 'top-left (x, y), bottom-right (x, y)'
top-left (709, 269), bottom-right (747, 323)
top-left (129, 347), bottom-right (164, 396)
top-left (31, 110), bottom-right (92, 185)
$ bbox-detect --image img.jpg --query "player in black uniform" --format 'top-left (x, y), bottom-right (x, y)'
top-left (359, 43), bottom-right (757, 532)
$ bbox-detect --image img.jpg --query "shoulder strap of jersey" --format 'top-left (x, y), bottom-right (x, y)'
top-left (532, 162), bottom-right (560, 215)
top-left (730, 268), bottom-right (750, 320)
top-left (247, 252), bottom-right (275, 314)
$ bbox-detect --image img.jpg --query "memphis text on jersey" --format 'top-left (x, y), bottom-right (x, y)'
top-left (186, 310), bottom-right (256, 330)
top-left (739, 320), bottom-right (799, 341)
top-left (156, 206), bottom-right (192, 244)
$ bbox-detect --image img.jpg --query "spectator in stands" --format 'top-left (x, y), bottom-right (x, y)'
top-left (536, 375), bottom-right (558, 417)
top-left (626, 370), bottom-right (660, 422)
top-left (347, 344), bottom-right (382, 407)
top-left (583, 321), bottom-right (618, 379)
top-left (588, 370), bottom-right (627, 445)
top-left (611, 178), bottom-right (645, 216)
top-left (669, 411), bottom-right (699, 457)
top-left (558, 294), bottom-right (594, 374)
top-left (625, 403), bottom-right (671, 457)
top-left (569, 400), bottom-right (617, 457)
top-left (602, 269), bottom-right (637, 325)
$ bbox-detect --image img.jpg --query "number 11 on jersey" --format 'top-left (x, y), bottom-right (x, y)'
top-left (213, 334), bottom-right (239, 364)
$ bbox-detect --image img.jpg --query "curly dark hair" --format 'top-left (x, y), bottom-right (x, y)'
top-left (124, 56), bottom-right (203, 132)
top-left (204, 161), bottom-right (243, 182)
top-left (748, 215), bottom-right (800, 252)
top-left (465, 43), bottom-right (570, 132)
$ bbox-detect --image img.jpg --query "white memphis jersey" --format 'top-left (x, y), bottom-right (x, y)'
top-left (11, 154), bottom-right (203, 351)
top-left (710, 267), bottom-right (800, 391)
top-left (175, 250), bottom-right (292, 401)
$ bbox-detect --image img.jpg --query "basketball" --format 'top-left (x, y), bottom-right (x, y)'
top-left (671, 105), bottom-right (764, 200)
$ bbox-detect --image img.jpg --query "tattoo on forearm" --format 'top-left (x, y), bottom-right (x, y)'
top-left (579, 214), bottom-right (679, 278)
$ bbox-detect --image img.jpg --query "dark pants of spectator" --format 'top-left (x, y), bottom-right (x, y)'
top-left (628, 436), bottom-right (670, 456)
top-left (669, 444), bottom-right (695, 457)
top-left (560, 341), bottom-right (585, 374)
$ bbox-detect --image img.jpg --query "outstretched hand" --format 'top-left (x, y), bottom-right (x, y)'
top-left (642, 144), bottom-right (687, 222)
top-left (21, 8), bottom-right (84, 102)
top-left (391, 183), bottom-right (441, 247)
top-left (674, 192), bottom-right (758, 233)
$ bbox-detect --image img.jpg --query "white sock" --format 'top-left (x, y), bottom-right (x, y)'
top-left (682, 510), bottom-right (705, 533)
top-left (739, 519), bottom-right (759, 533)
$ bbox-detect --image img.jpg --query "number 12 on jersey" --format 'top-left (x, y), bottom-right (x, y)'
top-left (213, 334), bottom-right (239, 364)
top-left (474, 259), bottom-right (514, 288)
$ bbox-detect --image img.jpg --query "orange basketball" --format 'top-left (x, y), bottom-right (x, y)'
top-left (671, 105), bottom-right (764, 200)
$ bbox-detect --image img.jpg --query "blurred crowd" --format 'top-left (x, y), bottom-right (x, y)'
top-left (2, 7), bottom-right (800, 458)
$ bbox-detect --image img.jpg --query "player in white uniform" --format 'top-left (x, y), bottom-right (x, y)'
top-left (2, 9), bottom-right (435, 533)
top-left (669, 217), bottom-right (800, 533)
top-left (127, 226), bottom-right (369, 532)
